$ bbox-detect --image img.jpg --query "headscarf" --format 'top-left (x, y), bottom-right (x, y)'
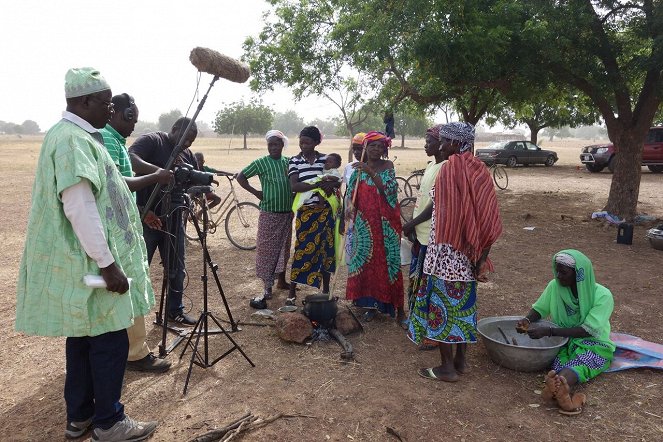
top-left (363, 131), bottom-right (391, 154)
top-left (532, 249), bottom-right (615, 348)
top-left (351, 132), bottom-right (366, 145)
top-left (299, 126), bottom-right (322, 145)
top-left (64, 67), bottom-right (110, 98)
top-left (426, 124), bottom-right (442, 140)
top-left (265, 129), bottom-right (288, 148)
top-left (438, 122), bottom-right (475, 153)
top-left (555, 252), bottom-right (576, 269)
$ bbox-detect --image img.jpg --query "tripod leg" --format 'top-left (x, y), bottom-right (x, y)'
top-left (182, 319), bottom-right (206, 395)
top-left (208, 313), bottom-right (255, 367)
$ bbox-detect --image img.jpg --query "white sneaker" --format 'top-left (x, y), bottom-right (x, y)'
top-left (91, 416), bottom-right (157, 442)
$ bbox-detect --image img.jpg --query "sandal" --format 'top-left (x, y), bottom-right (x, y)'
top-left (417, 367), bottom-right (459, 383)
top-left (362, 310), bottom-right (377, 322)
top-left (285, 297), bottom-right (297, 306)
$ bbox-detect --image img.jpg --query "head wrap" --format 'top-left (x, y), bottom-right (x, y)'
top-left (555, 252), bottom-right (576, 269)
top-left (438, 122), bottom-right (475, 153)
top-left (299, 126), bottom-right (322, 145)
top-left (352, 132), bottom-right (366, 145)
top-left (363, 131), bottom-right (391, 150)
top-left (265, 129), bottom-right (288, 148)
top-left (64, 67), bottom-right (110, 98)
top-left (426, 124), bottom-right (442, 140)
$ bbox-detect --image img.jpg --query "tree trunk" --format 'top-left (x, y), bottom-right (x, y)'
top-left (401, 132), bottom-right (405, 148)
top-left (346, 122), bottom-right (356, 163)
top-left (243, 132), bottom-right (247, 150)
top-left (527, 124), bottom-right (540, 145)
top-left (603, 129), bottom-right (644, 221)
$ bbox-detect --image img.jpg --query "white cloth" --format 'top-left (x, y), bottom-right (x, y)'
top-left (343, 161), bottom-right (357, 184)
top-left (61, 179), bottom-right (114, 268)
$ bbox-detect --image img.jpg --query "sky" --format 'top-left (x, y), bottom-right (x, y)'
top-left (0, 0), bottom-right (340, 131)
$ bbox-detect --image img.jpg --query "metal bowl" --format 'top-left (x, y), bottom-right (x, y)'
top-left (646, 229), bottom-right (663, 251)
top-left (477, 316), bottom-right (568, 372)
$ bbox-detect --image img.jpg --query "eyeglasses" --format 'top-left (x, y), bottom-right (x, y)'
top-left (89, 96), bottom-right (115, 109)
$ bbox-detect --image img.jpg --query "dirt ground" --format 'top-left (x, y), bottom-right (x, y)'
top-left (1, 135), bottom-right (662, 441)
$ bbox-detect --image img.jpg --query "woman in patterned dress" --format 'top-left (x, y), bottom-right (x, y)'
top-left (345, 131), bottom-right (404, 323)
top-left (516, 250), bottom-right (615, 415)
top-left (408, 122), bottom-right (502, 382)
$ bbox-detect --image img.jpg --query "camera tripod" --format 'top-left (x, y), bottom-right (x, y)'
top-left (156, 186), bottom-right (254, 394)
top-left (180, 190), bottom-right (254, 393)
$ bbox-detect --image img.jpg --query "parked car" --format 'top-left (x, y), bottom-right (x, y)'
top-left (579, 126), bottom-right (663, 173)
top-left (475, 140), bottom-right (558, 167)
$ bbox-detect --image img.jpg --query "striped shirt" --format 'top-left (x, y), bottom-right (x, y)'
top-left (288, 152), bottom-right (327, 205)
top-left (99, 124), bottom-right (132, 178)
top-left (241, 155), bottom-right (292, 212)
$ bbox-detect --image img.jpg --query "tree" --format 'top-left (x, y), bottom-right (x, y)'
top-left (524, 1), bottom-right (663, 219)
top-left (307, 118), bottom-right (338, 138)
top-left (273, 110), bottom-right (305, 136)
top-left (20, 120), bottom-right (40, 135)
top-left (488, 85), bottom-right (600, 145)
top-left (133, 121), bottom-right (158, 135)
top-left (158, 109), bottom-right (182, 132)
top-left (243, 1), bottom-right (375, 141)
top-left (393, 103), bottom-right (433, 148)
top-left (213, 100), bottom-right (273, 149)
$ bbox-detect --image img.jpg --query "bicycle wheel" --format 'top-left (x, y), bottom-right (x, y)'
top-left (492, 165), bottom-right (509, 190)
top-left (225, 201), bottom-right (261, 250)
top-left (406, 171), bottom-right (424, 197)
top-left (184, 197), bottom-right (206, 241)
top-left (395, 176), bottom-right (412, 199)
top-left (399, 196), bottom-right (418, 224)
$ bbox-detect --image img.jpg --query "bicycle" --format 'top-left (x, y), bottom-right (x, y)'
top-left (487, 162), bottom-right (509, 190)
top-left (399, 196), bottom-right (418, 224)
top-left (395, 176), bottom-right (412, 202)
top-left (405, 168), bottom-right (425, 197)
top-left (184, 171), bottom-right (260, 250)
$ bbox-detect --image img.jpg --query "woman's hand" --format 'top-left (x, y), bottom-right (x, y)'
top-left (402, 220), bottom-right (415, 237)
top-left (515, 318), bottom-right (530, 334)
top-left (527, 326), bottom-right (552, 340)
top-left (473, 258), bottom-right (489, 282)
top-left (352, 162), bottom-right (376, 177)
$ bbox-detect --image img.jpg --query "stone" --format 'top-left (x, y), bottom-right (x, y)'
top-left (275, 312), bottom-right (312, 343)
top-left (335, 309), bottom-right (361, 335)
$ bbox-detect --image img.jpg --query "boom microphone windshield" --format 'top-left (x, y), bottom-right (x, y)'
top-left (189, 47), bottom-right (250, 83)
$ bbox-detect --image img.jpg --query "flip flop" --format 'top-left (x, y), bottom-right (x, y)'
top-left (558, 407), bottom-right (583, 416)
top-left (417, 367), bottom-right (459, 383)
top-left (284, 297), bottom-right (297, 306)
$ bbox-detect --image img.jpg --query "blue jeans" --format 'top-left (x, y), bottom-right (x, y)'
top-left (143, 216), bottom-right (186, 317)
top-left (65, 329), bottom-right (128, 430)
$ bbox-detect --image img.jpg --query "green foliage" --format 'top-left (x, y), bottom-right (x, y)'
top-left (20, 120), bottom-right (40, 134)
top-left (242, 0), bottom-right (374, 137)
top-left (273, 110), bottom-right (305, 136)
top-left (0, 120), bottom-right (40, 134)
top-left (213, 100), bottom-right (273, 148)
top-left (158, 109), bottom-right (183, 132)
top-left (133, 121), bottom-right (158, 136)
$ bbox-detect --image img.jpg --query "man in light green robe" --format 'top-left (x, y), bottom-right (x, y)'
top-left (15, 67), bottom-right (157, 441)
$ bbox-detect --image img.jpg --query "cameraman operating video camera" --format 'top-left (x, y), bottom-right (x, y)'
top-left (128, 117), bottom-right (200, 326)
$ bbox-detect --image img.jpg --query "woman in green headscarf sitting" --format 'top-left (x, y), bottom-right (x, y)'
top-left (515, 249), bottom-right (615, 415)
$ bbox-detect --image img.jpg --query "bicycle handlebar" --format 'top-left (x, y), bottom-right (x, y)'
top-left (215, 171), bottom-right (235, 177)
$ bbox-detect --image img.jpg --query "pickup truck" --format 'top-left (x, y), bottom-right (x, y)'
top-left (579, 126), bottom-right (663, 173)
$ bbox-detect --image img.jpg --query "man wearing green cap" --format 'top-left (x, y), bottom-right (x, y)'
top-left (15, 67), bottom-right (157, 441)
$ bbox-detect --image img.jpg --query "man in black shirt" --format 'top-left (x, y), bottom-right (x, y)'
top-left (129, 117), bottom-right (198, 326)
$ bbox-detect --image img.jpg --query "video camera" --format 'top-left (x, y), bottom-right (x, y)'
top-left (173, 163), bottom-right (214, 188)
